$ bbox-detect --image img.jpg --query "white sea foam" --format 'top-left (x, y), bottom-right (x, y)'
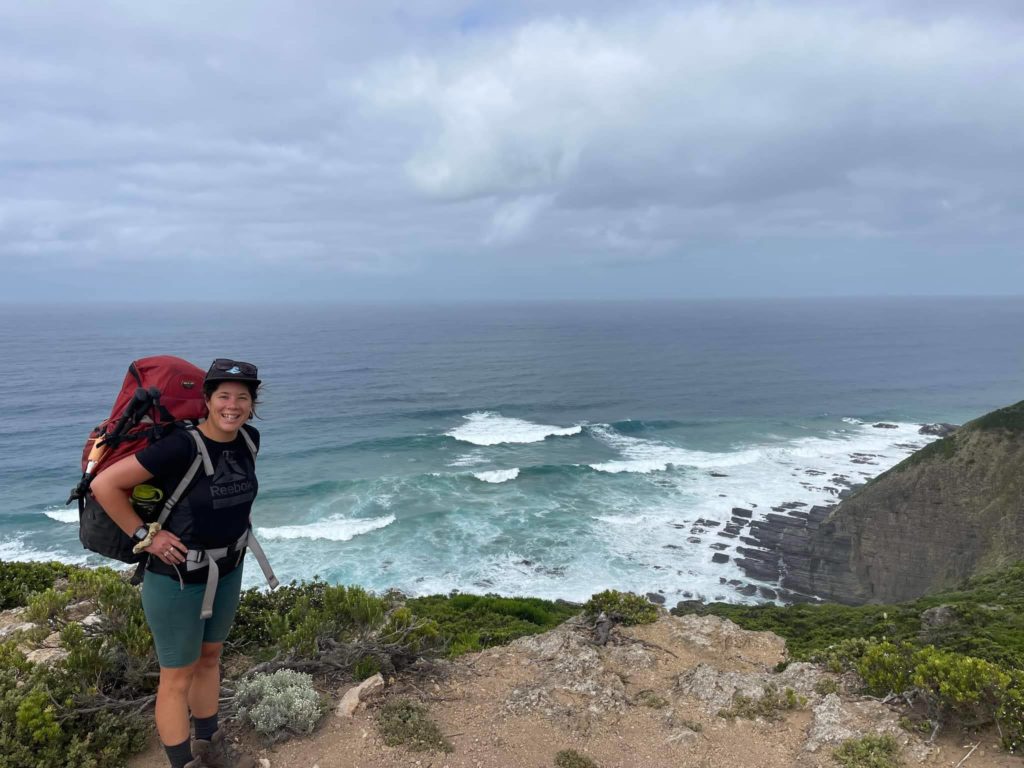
top-left (473, 468), bottom-right (520, 484)
top-left (588, 425), bottom-right (762, 474)
top-left (256, 514), bottom-right (395, 542)
top-left (447, 411), bottom-right (582, 446)
top-left (0, 538), bottom-right (90, 564)
top-left (448, 450), bottom-right (489, 468)
top-left (42, 506), bottom-right (78, 524)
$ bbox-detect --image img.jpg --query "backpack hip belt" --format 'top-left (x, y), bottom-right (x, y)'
top-left (181, 528), bottom-right (279, 619)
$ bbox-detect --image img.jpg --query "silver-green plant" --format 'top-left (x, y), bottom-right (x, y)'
top-left (235, 669), bottom-right (324, 742)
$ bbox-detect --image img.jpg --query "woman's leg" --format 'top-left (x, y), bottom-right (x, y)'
top-left (155, 663), bottom-right (197, 746)
top-left (142, 572), bottom-right (208, 766)
top-left (188, 642), bottom-right (223, 719)
top-left (190, 566), bottom-right (253, 768)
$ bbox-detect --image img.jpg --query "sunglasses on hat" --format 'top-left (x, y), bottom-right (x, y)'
top-left (210, 359), bottom-right (258, 377)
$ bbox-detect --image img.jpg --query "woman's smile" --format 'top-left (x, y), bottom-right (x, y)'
top-left (203, 382), bottom-right (252, 440)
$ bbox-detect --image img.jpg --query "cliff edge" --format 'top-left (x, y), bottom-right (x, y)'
top-left (771, 401), bottom-right (1024, 603)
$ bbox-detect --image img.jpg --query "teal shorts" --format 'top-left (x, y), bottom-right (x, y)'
top-left (142, 565), bottom-right (244, 668)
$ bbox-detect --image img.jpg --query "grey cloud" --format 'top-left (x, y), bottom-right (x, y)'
top-left (0, 1), bottom-right (1021, 300)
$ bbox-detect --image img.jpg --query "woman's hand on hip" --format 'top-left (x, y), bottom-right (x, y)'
top-left (146, 531), bottom-right (187, 565)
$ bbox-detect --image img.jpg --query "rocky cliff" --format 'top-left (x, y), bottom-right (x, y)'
top-left (742, 401), bottom-right (1024, 604)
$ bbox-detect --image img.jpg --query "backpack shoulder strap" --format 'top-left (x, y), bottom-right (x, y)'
top-left (156, 426), bottom-right (212, 527)
top-left (239, 424), bottom-right (258, 461)
top-left (187, 427), bottom-right (215, 475)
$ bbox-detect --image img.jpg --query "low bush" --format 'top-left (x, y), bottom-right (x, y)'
top-left (0, 640), bottom-right (149, 768)
top-left (856, 642), bottom-right (916, 697)
top-left (377, 698), bottom-right (452, 753)
top-left (554, 749), bottom-right (599, 768)
top-left (232, 579), bottom-right (440, 677)
top-left (851, 642), bottom-right (1023, 750)
top-left (0, 561), bottom-right (69, 610)
top-left (833, 733), bottom-right (902, 768)
top-left (911, 647), bottom-right (1011, 728)
top-left (583, 590), bottom-right (658, 626)
top-left (235, 670), bottom-right (325, 743)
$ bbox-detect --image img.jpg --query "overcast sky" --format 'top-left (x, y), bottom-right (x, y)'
top-left (2, 1), bottom-right (1022, 302)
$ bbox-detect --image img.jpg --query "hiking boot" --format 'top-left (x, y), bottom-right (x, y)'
top-left (192, 730), bottom-right (255, 768)
top-left (183, 753), bottom-right (209, 768)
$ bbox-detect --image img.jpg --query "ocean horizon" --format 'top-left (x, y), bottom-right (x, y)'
top-left (2, 297), bottom-right (1022, 604)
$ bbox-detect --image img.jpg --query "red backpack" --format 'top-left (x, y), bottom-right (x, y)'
top-left (69, 356), bottom-right (209, 562)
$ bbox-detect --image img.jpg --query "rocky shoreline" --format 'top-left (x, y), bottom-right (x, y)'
top-left (680, 422), bottom-right (960, 607)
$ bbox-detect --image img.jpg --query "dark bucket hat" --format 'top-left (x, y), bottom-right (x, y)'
top-left (205, 358), bottom-right (261, 387)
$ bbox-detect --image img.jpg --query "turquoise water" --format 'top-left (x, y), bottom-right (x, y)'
top-left (1, 298), bottom-right (1022, 603)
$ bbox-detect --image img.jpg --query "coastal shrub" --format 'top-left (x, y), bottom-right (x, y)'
top-left (554, 749), bottom-right (599, 768)
top-left (25, 588), bottom-right (72, 627)
top-left (0, 564), bottom-right (158, 768)
top-left (583, 590), bottom-right (658, 626)
top-left (910, 647), bottom-right (1010, 727)
top-left (377, 698), bottom-right (452, 753)
top-left (996, 683), bottom-right (1024, 753)
top-left (849, 642), bottom-right (1024, 744)
top-left (832, 734), bottom-right (902, 768)
top-left (235, 670), bottom-right (325, 743)
top-left (67, 566), bottom-right (155, 690)
top-left (856, 642), bottom-right (916, 697)
top-left (406, 593), bottom-right (579, 656)
top-left (0, 560), bottom-right (69, 610)
top-left (814, 637), bottom-right (874, 673)
top-left (0, 647), bottom-right (148, 768)
top-left (231, 580), bottom-right (439, 673)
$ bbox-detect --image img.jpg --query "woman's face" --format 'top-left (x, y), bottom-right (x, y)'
top-left (205, 381), bottom-right (253, 435)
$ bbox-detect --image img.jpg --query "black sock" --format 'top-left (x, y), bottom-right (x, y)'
top-left (193, 712), bottom-right (219, 741)
top-left (164, 738), bottom-right (193, 768)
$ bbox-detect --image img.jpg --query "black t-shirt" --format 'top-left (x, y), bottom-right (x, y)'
top-left (136, 425), bottom-right (260, 581)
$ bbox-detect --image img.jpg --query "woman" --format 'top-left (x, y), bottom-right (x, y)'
top-left (92, 359), bottom-right (264, 768)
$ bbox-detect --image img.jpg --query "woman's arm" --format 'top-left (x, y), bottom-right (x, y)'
top-left (91, 456), bottom-right (187, 565)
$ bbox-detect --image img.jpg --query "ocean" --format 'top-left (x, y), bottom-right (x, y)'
top-left (1, 297), bottom-right (1021, 604)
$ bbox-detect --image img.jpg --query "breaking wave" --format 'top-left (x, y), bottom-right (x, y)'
top-left (446, 412), bottom-right (582, 446)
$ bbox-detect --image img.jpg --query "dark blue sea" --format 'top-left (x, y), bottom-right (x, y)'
top-left (1, 298), bottom-right (1021, 603)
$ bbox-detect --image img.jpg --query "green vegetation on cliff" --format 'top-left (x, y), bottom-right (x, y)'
top-left (406, 592), bottom-right (579, 655)
top-left (889, 399), bottom-right (1024, 475)
top-left (970, 399), bottom-right (1024, 434)
top-left (0, 561), bottom-right (69, 610)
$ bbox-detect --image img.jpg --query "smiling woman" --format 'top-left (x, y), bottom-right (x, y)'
top-left (90, 358), bottom-right (269, 768)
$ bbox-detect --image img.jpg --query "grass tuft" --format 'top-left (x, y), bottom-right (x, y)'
top-left (554, 749), bottom-right (599, 768)
top-left (377, 699), bottom-right (453, 753)
top-left (833, 733), bottom-right (902, 768)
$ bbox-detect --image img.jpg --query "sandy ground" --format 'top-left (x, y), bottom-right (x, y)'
top-left (130, 615), bottom-right (1019, 768)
